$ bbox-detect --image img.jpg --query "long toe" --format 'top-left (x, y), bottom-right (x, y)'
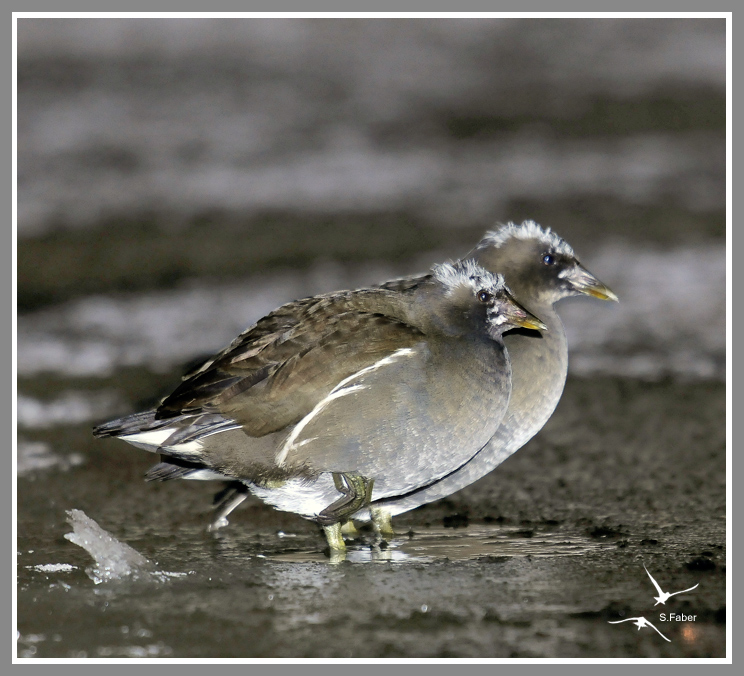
top-left (207, 484), bottom-right (250, 532)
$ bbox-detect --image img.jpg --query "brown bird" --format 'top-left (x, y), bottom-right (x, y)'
top-left (94, 260), bottom-right (545, 555)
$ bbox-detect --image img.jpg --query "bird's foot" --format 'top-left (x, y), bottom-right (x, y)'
top-left (322, 523), bottom-right (347, 562)
top-left (370, 507), bottom-right (395, 542)
top-left (207, 482), bottom-right (250, 532)
top-left (340, 520), bottom-right (360, 538)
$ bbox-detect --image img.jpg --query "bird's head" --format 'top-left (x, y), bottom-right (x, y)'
top-left (470, 220), bottom-right (618, 307)
top-left (427, 259), bottom-right (547, 340)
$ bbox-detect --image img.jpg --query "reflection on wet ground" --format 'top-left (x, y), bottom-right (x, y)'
top-left (272, 525), bottom-right (614, 564)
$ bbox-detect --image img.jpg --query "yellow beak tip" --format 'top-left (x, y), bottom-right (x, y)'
top-left (521, 319), bottom-right (548, 332)
top-left (586, 287), bottom-right (619, 302)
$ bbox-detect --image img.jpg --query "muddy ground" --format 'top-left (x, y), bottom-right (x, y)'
top-left (17, 375), bottom-right (726, 658)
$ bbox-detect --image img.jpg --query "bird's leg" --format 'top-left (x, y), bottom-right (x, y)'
top-left (317, 473), bottom-right (374, 525)
top-left (340, 520), bottom-right (360, 538)
top-left (369, 507), bottom-right (395, 541)
top-left (338, 482), bottom-right (375, 542)
top-left (319, 474), bottom-right (373, 561)
top-left (207, 482), bottom-right (250, 532)
top-left (322, 522), bottom-right (347, 560)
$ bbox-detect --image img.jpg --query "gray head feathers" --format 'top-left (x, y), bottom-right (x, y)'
top-left (478, 220), bottom-right (574, 257)
top-left (432, 259), bottom-right (506, 298)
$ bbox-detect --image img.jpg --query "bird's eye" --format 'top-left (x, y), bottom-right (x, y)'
top-left (542, 253), bottom-right (555, 266)
top-left (477, 290), bottom-right (492, 303)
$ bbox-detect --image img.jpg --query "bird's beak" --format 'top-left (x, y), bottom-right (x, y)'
top-left (502, 292), bottom-right (548, 332)
top-left (565, 264), bottom-right (619, 302)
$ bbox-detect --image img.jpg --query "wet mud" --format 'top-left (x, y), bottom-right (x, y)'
top-left (17, 376), bottom-right (726, 658)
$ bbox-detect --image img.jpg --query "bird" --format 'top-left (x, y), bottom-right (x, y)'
top-left (94, 260), bottom-right (546, 556)
top-left (608, 617), bottom-right (671, 642)
top-left (644, 565), bottom-right (699, 605)
top-left (203, 220), bottom-right (617, 538)
top-left (357, 220), bottom-right (618, 536)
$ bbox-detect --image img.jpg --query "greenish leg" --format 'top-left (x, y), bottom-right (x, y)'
top-left (370, 507), bottom-right (395, 541)
top-left (364, 478), bottom-right (375, 503)
top-left (317, 473), bottom-right (374, 525)
top-left (318, 473), bottom-right (375, 561)
top-left (322, 522), bottom-right (346, 554)
top-left (340, 521), bottom-right (360, 537)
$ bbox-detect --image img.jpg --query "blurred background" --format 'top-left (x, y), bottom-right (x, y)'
top-left (17, 17), bottom-right (727, 659)
top-left (17, 18), bottom-right (726, 384)
top-left (17, 18), bottom-right (726, 385)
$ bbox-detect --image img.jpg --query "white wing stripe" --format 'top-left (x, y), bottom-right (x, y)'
top-left (275, 347), bottom-right (415, 466)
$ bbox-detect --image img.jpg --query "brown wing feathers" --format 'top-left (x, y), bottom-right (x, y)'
top-left (155, 288), bottom-right (426, 435)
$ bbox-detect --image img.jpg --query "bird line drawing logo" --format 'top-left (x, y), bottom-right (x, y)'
top-left (644, 564), bottom-right (699, 605)
top-left (608, 617), bottom-right (671, 642)
top-left (608, 565), bottom-right (700, 642)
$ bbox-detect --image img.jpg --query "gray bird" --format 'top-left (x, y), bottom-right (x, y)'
top-left (94, 260), bottom-right (545, 555)
top-left (361, 220), bottom-right (618, 536)
top-left (205, 220), bottom-right (617, 539)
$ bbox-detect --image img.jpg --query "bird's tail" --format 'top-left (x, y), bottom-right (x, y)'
top-left (93, 410), bottom-right (165, 439)
top-left (93, 408), bottom-right (240, 458)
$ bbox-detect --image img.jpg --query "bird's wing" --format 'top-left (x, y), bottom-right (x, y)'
top-left (645, 621), bottom-right (671, 642)
top-left (155, 288), bottom-right (427, 436)
top-left (377, 273), bottom-right (431, 294)
top-left (608, 618), bottom-right (640, 624)
top-left (669, 583), bottom-right (700, 597)
top-left (644, 565), bottom-right (665, 595)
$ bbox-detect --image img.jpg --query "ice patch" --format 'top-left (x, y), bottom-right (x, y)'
top-left (64, 509), bottom-right (155, 583)
top-left (63, 509), bottom-right (188, 584)
top-left (30, 563), bottom-right (77, 573)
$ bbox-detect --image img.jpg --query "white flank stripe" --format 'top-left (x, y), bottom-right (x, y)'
top-left (183, 469), bottom-right (229, 481)
top-left (167, 440), bottom-right (203, 457)
top-left (194, 423), bottom-right (242, 440)
top-left (121, 428), bottom-right (173, 447)
top-left (121, 428), bottom-right (206, 458)
top-left (275, 347), bottom-right (415, 466)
